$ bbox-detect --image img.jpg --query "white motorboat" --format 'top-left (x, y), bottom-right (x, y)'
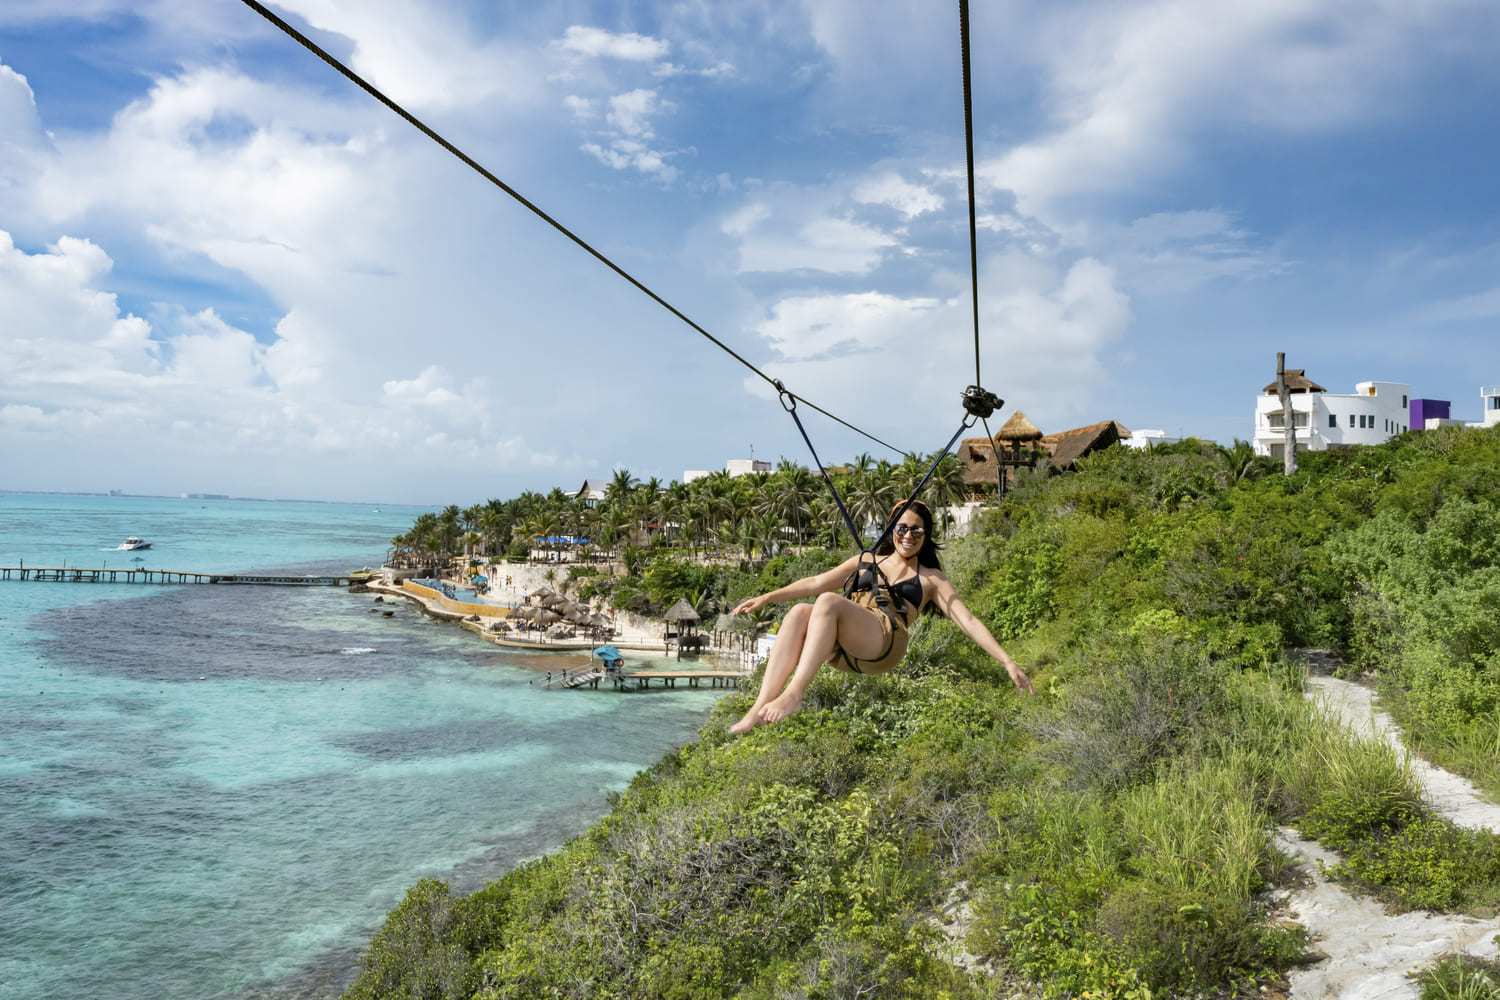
top-left (118, 536), bottom-right (152, 551)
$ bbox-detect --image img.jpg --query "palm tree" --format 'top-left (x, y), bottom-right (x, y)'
top-left (606, 468), bottom-right (638, 509)
top-left (925, 452), bottom-right (968, 533)
top-left (1215, 440), bottom-right (1264, 484)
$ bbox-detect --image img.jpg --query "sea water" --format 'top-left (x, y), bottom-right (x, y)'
top-left (0, 493), bottom-right (722, 999)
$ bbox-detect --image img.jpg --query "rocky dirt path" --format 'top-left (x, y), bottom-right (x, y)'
top-left (1283, 674), bottom-right (1500, 998)
top-left (1307, 676), bottom-right (1500, 835)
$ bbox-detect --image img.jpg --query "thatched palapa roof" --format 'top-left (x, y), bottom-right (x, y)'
top-left (960, 436), bottom-right (1000, 486)
top-left (995, 410), bottom-right (1043, 441)
top-left (1262, 370), bottom-right (1326, 395)
top-left (1042, 420), bottom-right (1131, 470)
top-left (663, 598), bottom-right (700, 623)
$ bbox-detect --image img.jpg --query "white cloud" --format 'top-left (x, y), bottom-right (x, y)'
top-left (757, 291), bottom-right (940, 361)
top-left (1413, 286), bottom-right (1500, 325)
top-left (606, 88), bottom-right (669, 139)
top-left (581, 139), bottom-right (679, 181)
top-left (1105, 209), bottom-right (1287, 294)
top-left (563, 95), bottom-right (596, 120)
top-left (748, 254), bottom-right (1131, 433)
top-left (0, 228), bottom-right (567, 481)
top-left (0, 232), bottom-right (155, 366)
top-left (723, 187), bottom-right (903, 275)
top-left (976, 0), bottom-right (1488, 223)
top-left (652, 60), bottom-right (736, 80)
top-left (271, 0), bottom-right (545, 112)
top-left (558, 25), bottom-right (670, 62)
top-left (0, 63), bottom-right (50, 198)
top-left (381, 365), bottom-right (461, 407)
top-left (851, 172), bottom-right (943, 219)
top-left (574, 89), bottom-right (680, 181)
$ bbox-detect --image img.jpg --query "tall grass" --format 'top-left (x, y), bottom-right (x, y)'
top-left (1420, 956), bottom-right (1500, 1000)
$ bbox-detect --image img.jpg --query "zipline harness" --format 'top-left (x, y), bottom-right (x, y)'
top-left (239, 0), bottom-right (1006, 572)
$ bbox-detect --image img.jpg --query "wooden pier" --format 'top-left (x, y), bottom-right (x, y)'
top-left (0, 566), bottom-right (354, 587)
top-left (623, 670), bottom-right (744, 690)
top-left (541, 666), bottom-right (745, 692)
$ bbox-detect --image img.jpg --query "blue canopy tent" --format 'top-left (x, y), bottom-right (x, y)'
top-left (592, 645), bottom-right (623, 670)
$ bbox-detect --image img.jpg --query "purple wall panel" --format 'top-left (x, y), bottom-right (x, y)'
top-left (1410, 399), bottom-right (1451, 429)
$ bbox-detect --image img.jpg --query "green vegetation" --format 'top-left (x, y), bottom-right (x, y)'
top-left (1419, 955), bottom-right (1500, 1000)
top-left (352, 426), bottom-right (1500, 998)
top-left (388, 456), bottom-right (969, 572)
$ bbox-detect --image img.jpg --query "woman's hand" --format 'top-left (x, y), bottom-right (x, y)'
top-left (731, 594), bottom-right (769, 616)
top-left (1003, 659), bottom-right (1034, 695)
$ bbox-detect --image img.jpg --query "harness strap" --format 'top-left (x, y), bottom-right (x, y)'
top-left (833, 590), bottom-right (904, 674)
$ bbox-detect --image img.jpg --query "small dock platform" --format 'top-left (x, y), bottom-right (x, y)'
top-left (0, 566), bottom-right (354, 586)
top-left (540, 667), bottom-right (746, 692)
top-left (622, 670), bottom-right (744, 690)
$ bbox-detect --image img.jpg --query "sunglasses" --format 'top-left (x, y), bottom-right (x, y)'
top-left (893, 524), bottom-right (926, 538)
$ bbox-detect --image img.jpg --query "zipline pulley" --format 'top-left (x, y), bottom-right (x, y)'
top-left (962, 385), bottom-right (1004, 421)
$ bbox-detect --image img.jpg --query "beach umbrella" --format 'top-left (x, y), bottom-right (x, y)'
top-left (593, 645), bottom-right (622, 661)
top-left (539, 594), bottom-right (565, 609)
top-left (538, 609), bottom-right (562, 625)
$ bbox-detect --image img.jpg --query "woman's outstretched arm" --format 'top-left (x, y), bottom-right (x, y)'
top-left (929, 573), bottom-right (1034, 694)
top-left (731, 555), bottom-right (861, 615)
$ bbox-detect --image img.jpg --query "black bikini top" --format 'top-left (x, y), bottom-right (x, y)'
top-left (852, 563), bottom-right (923, 610)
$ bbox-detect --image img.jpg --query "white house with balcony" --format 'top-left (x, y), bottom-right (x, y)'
top-left (1252, 372), bottom-right (1412, 460)
top-left (1480, 386), bottom-right (1500, 428)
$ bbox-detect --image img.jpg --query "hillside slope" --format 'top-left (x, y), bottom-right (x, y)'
top-left (346, 427), bottom-right (1500, 999)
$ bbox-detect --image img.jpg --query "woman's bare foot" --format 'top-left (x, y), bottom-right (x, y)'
top-left (757, 692), bottom-right (803, 724)
top-left (728, 707), bottom-right (765, 735)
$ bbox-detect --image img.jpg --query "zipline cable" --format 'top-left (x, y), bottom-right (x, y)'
top-left (958, 0), bottom-right (982, 389)
top-left (238, 0), bottom-right (905, 457)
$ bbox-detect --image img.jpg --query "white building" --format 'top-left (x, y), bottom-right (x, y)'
top-left (724, 458), bottom-right (771, 477)
top-left (1252, 373), bottom-right (1412, 460)
top-left (1120, 429), bottom-right (1181, 450)
top-left (682, 469), bottom-right (712, 483)
top-left (565, 479), bottom-right (607, 508)
top-left (1480, 386), bottom-right (1500, 428)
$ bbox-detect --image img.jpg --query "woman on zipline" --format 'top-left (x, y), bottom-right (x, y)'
top-left (728, 499), bottom-right (1032, 734)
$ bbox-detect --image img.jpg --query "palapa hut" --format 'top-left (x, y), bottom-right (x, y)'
top-left (662, 598), bottom-right (701, 658)
top-left (1260, 370), bottom-right (1325, 395)
top-left (960, 414), bottom-right (1131, 494)
top-left (959, 410), bottom-right (1045, 496)
top-left (959, 437), bottom-right (1000, 497)
top-left (993, 410), bottom-right (1044, 494)
top-left (1040, 419), bottom-right (1131, 471)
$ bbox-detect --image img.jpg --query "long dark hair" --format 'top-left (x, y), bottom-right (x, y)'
top-left (872, 499), bottom-right (942, 570)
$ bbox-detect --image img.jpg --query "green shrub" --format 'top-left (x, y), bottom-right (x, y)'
top-left (1326, 816), bottom-right (1500, 912)
top-left (1419, 955), bottom-right (1500, 1000)
top-left (346, 879), bottom-right (482, 1000)
top-left (1031, 636), bottom-right (1229, 792)
top-left (973, 525), bottom-right (1062, 641)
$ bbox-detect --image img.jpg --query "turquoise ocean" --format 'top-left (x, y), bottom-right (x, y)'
top-left (0, 493), bottom-right (723, 999)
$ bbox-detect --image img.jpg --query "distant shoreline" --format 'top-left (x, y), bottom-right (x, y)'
top-left (0, 489), bottom-right (431, 508)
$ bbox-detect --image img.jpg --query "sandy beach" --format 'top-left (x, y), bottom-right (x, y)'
top-left (364, 576), bottom-right (754, 672)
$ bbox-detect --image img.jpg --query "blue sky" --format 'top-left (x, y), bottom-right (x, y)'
top-left (3, 1), bottom-right (1499, 504)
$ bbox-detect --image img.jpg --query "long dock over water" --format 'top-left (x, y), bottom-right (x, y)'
top-left (0, 566), bottom-right (354, 586)
top-left (542, 666), bottom-right (745, 692)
